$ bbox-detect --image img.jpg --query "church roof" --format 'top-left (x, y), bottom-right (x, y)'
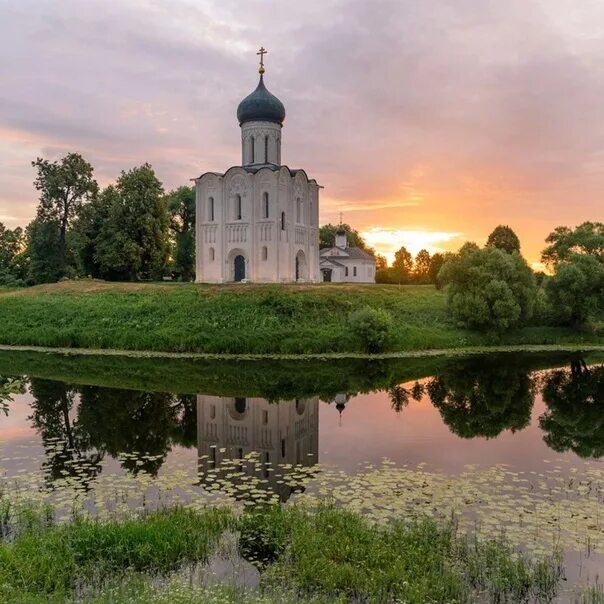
top-left (237, 75), bottom-right (286, 126)
top-left (320, 246), bottom-right (375, 262)
top-left (194, 165), bottom-right (318, 185)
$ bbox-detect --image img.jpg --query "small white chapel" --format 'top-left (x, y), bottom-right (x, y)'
top-left (194, 48), bottom-right (320, 283)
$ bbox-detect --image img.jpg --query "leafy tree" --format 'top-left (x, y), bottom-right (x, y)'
top-left (391, 246), bottom-right (413, 283)
top-left (32, 153), bottom-right (98, 278)
top-left (388, 382), bottom-right (424, 413)
top-left (349, 306), bottom-right (392, 353)
top-left (166, 186), bottom-right (196, 281)
top-left (0, 223), bottom-right (26, 285)
top-left (429, 252), bottom-right (450, 288)
top-left (413, 249), bottom-right (431, 283)
top-left (426, 357), bottom-right (534, 438)
top-left (486, 225), bottom-right (521, 254)
top-left (25, 218), bottom-right (62, 284)
top-left (438, 246), bottom-right (537, 332)
top-left (546, 254), bottom-right (604, 328)
top-left (319, 223), bottom-right (373, 254)
top-left (72, 186), bottom-right (117, 278)
top-left (539, 360), bottom-right (604, 458)
top-left (95, 164), bottom-right (169, 280)
top-left (541, 222), bottom-right (604, 269)
top-left (375, 254), bottom-right (388, 270)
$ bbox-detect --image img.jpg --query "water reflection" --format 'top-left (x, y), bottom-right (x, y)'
top-left (197, 396), bottom-right (319, 501)
top-left (1, 352), bottom-right (603, 499)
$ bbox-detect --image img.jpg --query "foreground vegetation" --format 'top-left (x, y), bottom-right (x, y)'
top-left (0, 281), bottom-right (602, 355)
top-left (0, 504), bottom-right (563, 603)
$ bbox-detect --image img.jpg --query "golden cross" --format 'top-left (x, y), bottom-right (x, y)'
top-left (257, 46), bottom-right (267, 74)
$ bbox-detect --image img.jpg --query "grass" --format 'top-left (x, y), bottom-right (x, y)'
top-left (0, 504), bottom-right (563, 603)
top-left (0, 280), bottom-right (602, 355)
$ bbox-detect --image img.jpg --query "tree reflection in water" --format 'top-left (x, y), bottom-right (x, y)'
top-left (425, 357), bottom-right (535, 438)
top-left (539, 357), bottom-right (604, 458)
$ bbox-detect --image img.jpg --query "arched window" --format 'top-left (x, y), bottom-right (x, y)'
top-left (209, 247), bottom-right (215, 261)
top-left (261, 246), bottom-right (268, 261)
top-left (251, 137), bottom-right (255, 163)
top-left (208, 197), bottom-right (215, 222)
top-left (235, 194), bottom-right (242, 220)
top-left (281, 211), bottom-right (286, 231)
top-left (264, 136), bottom-right (269, 163)
top-left (262, 192), bottom-right (269, 219)
top-left (296, 198), bottom-right (301, 223)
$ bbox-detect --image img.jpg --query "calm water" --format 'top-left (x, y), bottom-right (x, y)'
top-left (1, 350), bottom-right (603, 595)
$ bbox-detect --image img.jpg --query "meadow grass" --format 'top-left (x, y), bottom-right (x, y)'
top-left (0, 503), bottom-right (563, 603)
top-left (0, 280), bottom-right (602, 355)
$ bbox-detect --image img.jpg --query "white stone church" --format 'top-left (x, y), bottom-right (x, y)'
top-left (194, 50), bottom-right (320, 283)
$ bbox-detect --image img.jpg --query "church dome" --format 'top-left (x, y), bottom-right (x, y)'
top-left (237, 75), bottom-right (286, 126)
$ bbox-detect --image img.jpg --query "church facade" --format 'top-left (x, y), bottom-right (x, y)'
top-left (195, 51), bottom-right (320, 283)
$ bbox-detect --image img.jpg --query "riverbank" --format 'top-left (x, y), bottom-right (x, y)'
top-left (0, 504), bottom-right (562, 603)
top-left (0, 280), bottom-right (602, 355)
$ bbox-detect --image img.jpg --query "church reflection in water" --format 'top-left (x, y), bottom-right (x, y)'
top-left (196, 396), bottom-right (320, 501)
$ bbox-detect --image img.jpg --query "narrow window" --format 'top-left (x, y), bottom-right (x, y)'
top-left (296, 198), bottom-right (301, 223)
top-left (263, 192), bottom-right (269, 218)
top-left (264, 135), bottom-right (269, 163)
top-left (281, 438), bottom-right (286, 458)
top-left (262, 410), bottom-right (269, 425)
top-left (210, 404), bottom-right (216, 420)
top-left (251, 137), bottom-right (255, 163)
top-left (262, 246), bottom-right (268, 261)
top-left (209, 247), bottom-right (215, 261)
top-left (238, 447), bottom-right (243, 460)
top-left (281, 211), bottom-right (286, 231)
top-left (353, 266), bottom-right (357, 277)
top-left (345, 267), bottom-right (349, 277)
top-left (208, 197), bottom-right (215, 222)
top-left (235, 194), bottom-right (242, 220)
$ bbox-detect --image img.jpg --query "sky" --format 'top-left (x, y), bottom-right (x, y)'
top-left (1, 0), bottom-right (603, 266)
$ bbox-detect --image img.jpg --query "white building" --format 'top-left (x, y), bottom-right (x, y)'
top-left (194, 50), bottom-right (320, 283)
top-left (320, 227), bottom-right (376, 283)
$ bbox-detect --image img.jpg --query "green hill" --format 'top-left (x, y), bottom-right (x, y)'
top-left (0, 280), bottom-right (602, 355)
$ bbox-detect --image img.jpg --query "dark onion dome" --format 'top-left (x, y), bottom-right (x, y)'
top-left (237, 75), bottom-right (286, 126)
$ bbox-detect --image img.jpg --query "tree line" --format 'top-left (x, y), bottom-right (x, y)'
top-left (0, 153), bottom-right (195, 285)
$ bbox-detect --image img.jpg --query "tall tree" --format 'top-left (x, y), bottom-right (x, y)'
top-left (95, 164), bottom-right (169, 280)
top-left (391, 246), bottom-right (413, 283)
top-left (413, 249), bottom-right (431, 283)
top-left (375, 254), bottom-right (388, 270)
top-left (541, 222), bottom-right (604, 268)
top-left (486, 225), bottom-right (521, 254)
top-left (166, 186), bottom-right (196, 281)
top-left (32, 153), bottom-right (98, 277)
top-left (0, 223), bottom-right (26, 284)
top-left (26, 218), bottom-right (62, 284)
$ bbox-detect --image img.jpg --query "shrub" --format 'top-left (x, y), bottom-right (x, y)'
top-left (438, 247), bottom-right (536, 333)
top-left (349, 306), bottom-right (392, 353)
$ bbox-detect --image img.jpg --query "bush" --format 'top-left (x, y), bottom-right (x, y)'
top-left (438, 247), bottom-right (536, 333)
top-left (349, 306), bottom-right (392, 353)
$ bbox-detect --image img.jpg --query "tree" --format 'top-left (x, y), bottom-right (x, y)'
top-left (319, 223), bottom-right (373, 254)
top-left (486, 225), bottom-right (521, 254)
top-left (375, 254), bottom-right (388, 270)
top-left (413, 249), bottom-right (431, 283)
top-left (166, 186), bottom-right (196, 281)
top-left (32, 153), bottom-right (98, 278)
top-left (391, 246), bottom-right (413, 283)
top-left (546, 254), bottom-right (604, 328)
top-left (0, 223), bottom-right (26, 285)
top-left (438, 246), bottom-right (537, 332)
top-left (541, 222), bottom-right (604, 269)
top-left (429, 252), bottom-right (449, 288)
top-left (95, 164), bottom-right (169, 280)
top-left (26, 218), bottom-right (62, 284)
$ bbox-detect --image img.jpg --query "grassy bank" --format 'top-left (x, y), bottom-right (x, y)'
top-left (0, 280), bottom-right (602, 355)
top-left (0, 504), bottom-right (562, 603)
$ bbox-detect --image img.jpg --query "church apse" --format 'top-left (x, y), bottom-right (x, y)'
top-left (197, 395), bottom-right (319, 502)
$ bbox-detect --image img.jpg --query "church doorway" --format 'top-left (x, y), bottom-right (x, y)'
top-left (295, 250), bottom-right (308, 281)
top-left (234, 255), bottom-right (246, 282)
top-left (321, 268), bottom-right (332, 282)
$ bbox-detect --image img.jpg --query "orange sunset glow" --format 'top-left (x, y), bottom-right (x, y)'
top-left (1, 1), bottom-right (603, 266)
